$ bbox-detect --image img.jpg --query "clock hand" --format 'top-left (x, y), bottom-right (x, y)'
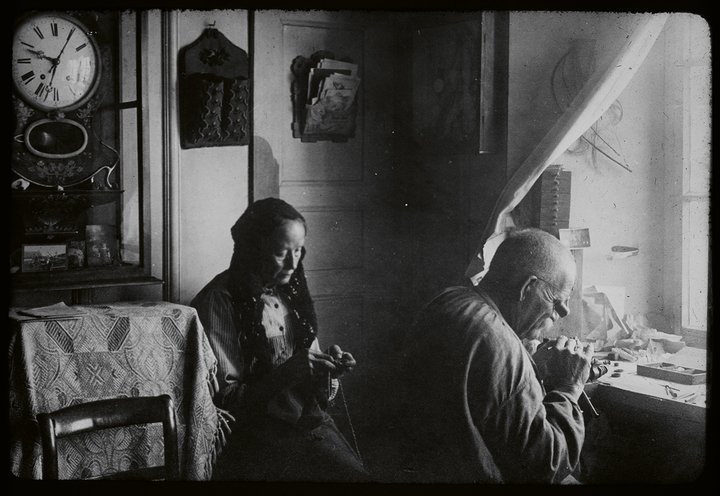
top-left (26, 48), bottom-right (45, 57)
top-left (52, 28), bottom-right (75, 65)
top-left (26, 48), bottom-right (58, 64)
top-left (48, 60), bottom-right (59, 87)
top-left (47, 28), bottom-right (75, 87)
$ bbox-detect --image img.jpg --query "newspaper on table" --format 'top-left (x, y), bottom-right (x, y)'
top-left (17, 302), bottom-right (87, 319)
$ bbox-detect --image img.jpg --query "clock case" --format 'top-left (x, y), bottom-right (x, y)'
top-left (12, 11), bottom-right (113, 188)
top-left (10, 11), bottom-right (128, 282)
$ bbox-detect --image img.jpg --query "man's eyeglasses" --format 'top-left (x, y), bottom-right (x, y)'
top-left (535, 277), bottom-right (570, 318)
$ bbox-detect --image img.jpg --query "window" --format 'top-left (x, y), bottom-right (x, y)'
top-left (664, 14), bottom-right (710, 344)
top-left (681, 51), bottom-right (710, 331)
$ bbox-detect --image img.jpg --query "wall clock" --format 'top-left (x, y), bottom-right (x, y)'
top-left (11, 11), bottom-right (116, 188)
top-left (12, 12), bottom-right (101, 113)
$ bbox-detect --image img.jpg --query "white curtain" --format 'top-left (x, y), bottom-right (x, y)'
top-left (466, 13), bottom-right (669, 284)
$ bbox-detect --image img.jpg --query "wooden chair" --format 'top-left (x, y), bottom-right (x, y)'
top-left (38, 394), bottom-right (180, 480)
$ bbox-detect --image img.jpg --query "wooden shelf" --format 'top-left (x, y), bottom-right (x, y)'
top-left (10, 268), bottom-right (163, 307)
top-left (10, 264), bottom-right (148, 290)
top-left (11, 189), bottom-right (123, 198)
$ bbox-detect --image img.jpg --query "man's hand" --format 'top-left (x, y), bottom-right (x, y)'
top-left (522, 338), bottom-right (542, 354)
top-left (532, 336), bottom-right (593, 399)
top-left (327, 344), bottom-right (356, 378)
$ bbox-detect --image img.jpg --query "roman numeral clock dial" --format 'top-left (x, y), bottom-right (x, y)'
top-left (12, 13), bottom-right (101, 113)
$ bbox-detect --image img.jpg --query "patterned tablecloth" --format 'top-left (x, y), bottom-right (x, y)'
top-left (8, 301), bottom-right (227, 480)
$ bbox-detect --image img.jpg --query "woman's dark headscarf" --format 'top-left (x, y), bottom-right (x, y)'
top-left (229, 197), bottom-right (308, 291)
top-left (228, 198), bottom-right (318, 373)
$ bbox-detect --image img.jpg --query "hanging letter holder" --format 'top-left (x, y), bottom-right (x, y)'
top-left (178, 26), bottom-right (250, 149)
top-left (291, 50), bottom-right (360, 143)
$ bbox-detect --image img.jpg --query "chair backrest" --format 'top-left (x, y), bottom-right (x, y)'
top-left (38, 394), bottom-right (180, 480)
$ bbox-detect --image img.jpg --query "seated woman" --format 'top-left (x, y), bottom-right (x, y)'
top-left (192, 197), bottom-right (368, 482)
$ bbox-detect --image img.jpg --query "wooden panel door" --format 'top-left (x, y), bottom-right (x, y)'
top-left (253, 10), bottom-right (404, 436)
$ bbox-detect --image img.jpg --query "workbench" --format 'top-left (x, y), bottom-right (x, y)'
top-left (580, 347), bottom-right (708, 483)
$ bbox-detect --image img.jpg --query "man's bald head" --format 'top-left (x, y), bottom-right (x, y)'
top-left (483, 228), bottom-right (576, 296)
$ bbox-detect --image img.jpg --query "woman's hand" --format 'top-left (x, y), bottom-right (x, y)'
top-left (278, 348), bottom-right (338, 384)
top-left (327, 344), bottom-right (357, 377)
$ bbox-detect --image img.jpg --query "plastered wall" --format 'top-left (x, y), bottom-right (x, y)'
top-left (508, 12), bottom-right (682, 327)
top-left (175, 10), bottom-right (250, 304)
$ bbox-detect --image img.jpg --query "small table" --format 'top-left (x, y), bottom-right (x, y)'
top-left (9, 301), bottom-right (223, 480)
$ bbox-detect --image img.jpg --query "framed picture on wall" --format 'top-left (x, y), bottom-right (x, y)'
top-left (21, 244), bottom-right (68, 272)
top-left (85, 225), bottom-right (118, 267)
top-left (67, 240), bottom-right (86, 269)
top-left (411, 13), bottom-right (495, 154)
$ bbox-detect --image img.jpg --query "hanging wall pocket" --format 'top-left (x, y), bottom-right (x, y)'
top-left (179, 27), bottom-right (249, 149)
top-left (291, 50), bottom-right (360, 143)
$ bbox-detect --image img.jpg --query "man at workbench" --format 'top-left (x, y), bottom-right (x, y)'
top-left (399, 228), bottom-right (593, 483)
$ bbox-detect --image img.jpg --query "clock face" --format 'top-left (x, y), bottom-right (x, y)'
top-left (12, 13), bottom-right (101, 112)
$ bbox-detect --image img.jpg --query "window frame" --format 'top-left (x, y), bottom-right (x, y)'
top-left (663, 14), bottom-right (711, 347)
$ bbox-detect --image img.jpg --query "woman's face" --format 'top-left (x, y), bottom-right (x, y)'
top-left (261, 219), bottom-right (306, 287)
